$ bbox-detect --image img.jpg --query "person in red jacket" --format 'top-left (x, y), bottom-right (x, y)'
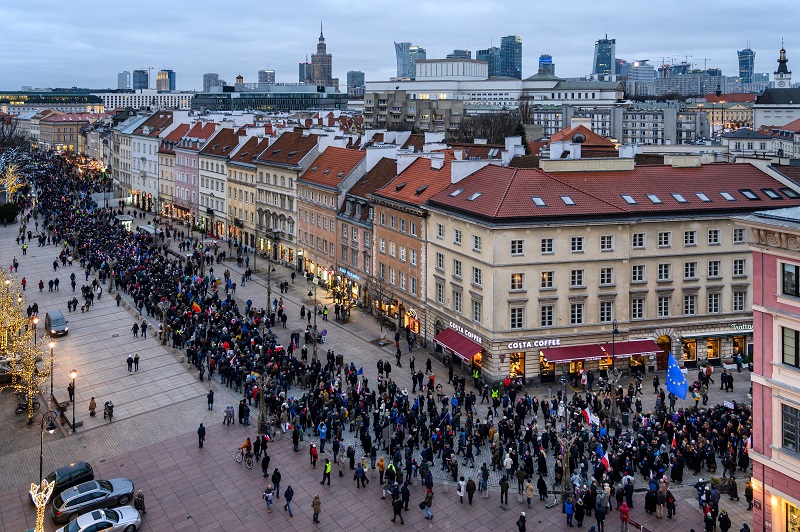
top-left (310, 442), bottom-right (319, 467)
top-left (619, 501), bottom-right (631, 532)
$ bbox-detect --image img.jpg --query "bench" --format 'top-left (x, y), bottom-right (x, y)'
top-left (51, 393), bottom-right (83, 430)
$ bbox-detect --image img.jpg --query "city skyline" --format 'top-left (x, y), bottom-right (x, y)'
top-left (1, 0), bottom-right (796, 91)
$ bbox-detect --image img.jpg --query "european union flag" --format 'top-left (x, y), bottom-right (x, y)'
top-left (666, 352), bottom-right (688, 400)
top-left (356, 367), bottom-right (363, 375)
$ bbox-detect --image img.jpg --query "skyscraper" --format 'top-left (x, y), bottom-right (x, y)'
top-left (738, 47), bottom-right (755, 84)
top-left (310, 22), bottom-right (333, 87)
top-left (132, 69), bottom-right (149, 90)
top-left (446, 49), bottom-right (472, 59)
top-left (299, 61), bottom-right (313, 83)
top-left (538, 54), bottom-right (555, 75)
top-left (203, 73), bottom-right (220, 92)
top-left (258, 70), bottom-right (276, 84)
top-left (347, 70), bottom-right (365, 98)
top-left (394, 42), bottom-right (426, 79)
top-left (500, 35), bottom-right (523, 79)
top-left (156, 69), bottom-right (176, 91)
top-left (477, 47), bottom-right (501, 78)
top-left (117, 71), bottom-right (131, 90)
top-left (593, 35), bottom-right (616, 75)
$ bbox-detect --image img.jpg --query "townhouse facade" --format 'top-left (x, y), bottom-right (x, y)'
top-left (226, 136), bottom-right (271, 250)
top-left (130, 111), bottom-right (187, 212)
top-left (157, 124), bottom-right (190, 222)
top-left (173, 122), bottom-right (217, 225)
top-left (198, 127), bottom-right (246, 237)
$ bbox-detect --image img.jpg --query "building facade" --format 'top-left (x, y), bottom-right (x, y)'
top-left (311, 23), bottom-right (334, 89)
top-left (394, 42), bottom-right (426, 79)
top-left (118, 71), bottom-right (131, 90)
top-left (133, 70), bottom-right (149, 90)
top-left (226, 136), bottom-right (271, 249)
top-left (198, 127), bottom-right (245, 237)
top-left (173, 122), bottom-right (218, 224)
top-left (593, 35), bottom-right (616, 75)
top-left (476, 47), bottom-right (501, 78)
top-left (500, 35), bottom-right (522, 79)
top-left (736, 207), bottom-right (800, 532)
top-left (156, 70), bottom-right (177, 92)
top-left (157, 124), bottom-right (190, 221)
top-left (93, 91), bottom-right (193, 111)
top-left (130, 110), bottom-right (186, 212)
top-left (738, 48), bottom-right (756, 84)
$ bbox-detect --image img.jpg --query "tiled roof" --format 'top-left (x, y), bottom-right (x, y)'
top-left (158, 124), bottom-right (190, 155)
top-left (255, 130), bottom-right (318, 166)
top-left (703, 93), bottom-right (756, 103)
top-left (199, 128), bottom-right (242, 157)
top-left (347, 158), bottom-right (397, 199)
top-left (427, 162), bottom-right (800, 221)
top-left (549, 124), bottom-right (616, 148)
top-left (401, 134), bottom-right (425, 151)
top-left (299, 147), bottom-right (365, 189)
top-left (772, 118), bottom-right (800, 133)
top-left (229, 137), bottom-right (270, 166)
top-left (132, 111), bottom-right (174, 137)
top-left (770, 165), bottom-right (800, 184)
top-left (373, 154), bottom-right (455, 206)
top-left (450, 143), bottom-right (504, 160)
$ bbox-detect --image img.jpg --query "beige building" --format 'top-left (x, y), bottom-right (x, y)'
top-left (423, 156), bottom-right (800, 383)
top-left (363, 90), bottom-right (465, 133)
top-left (227, 136), bottom-right (271, 250)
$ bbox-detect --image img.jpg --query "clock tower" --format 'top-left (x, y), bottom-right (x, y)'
top-left (773, 43), bottom-right (792, 88)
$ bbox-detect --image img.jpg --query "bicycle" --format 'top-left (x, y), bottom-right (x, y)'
top-left (235, 449), bottom-right (254, 469)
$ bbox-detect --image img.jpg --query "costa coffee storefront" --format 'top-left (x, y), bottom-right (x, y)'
top-left (538, 338), bottom-right (662, 383)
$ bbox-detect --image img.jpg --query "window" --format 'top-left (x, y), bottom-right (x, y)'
top-left (782, 403), bottom-right (800, 452)
top-left (400, 272), bottom-right (406, 290)
top-left (632, 233), bottom-right (645, 249)
top-left (683, 294), bottom-right (697, 315)
top-left (600, 267), bottom-right (614, 286)
top-left (435, 252), bottom-right (444, 270)
top-left (410, 276), bottom-right (417, 295)
top-left (436, 223), bottom-right (444, 239)
top-left (570, 303), bottom-right (584, 325)
top-left (684, 230), bottom-right (697, 246)
top-left (708, 292), bottom-right (720, 313)
top-left (511, 240), bottom-right (524, 256)
top-left (472, 267), bottom-right (482, 286)
top-left (472, 299), bottom-right (482, 322)
top-left (684, 262), bottom-right (697, 279)
top-left (390, 216), bottom-right (396, 229)
top-left (733, 290), bottom-right (746, 312)
top-left (436, 282), bottom-right (444, 304)
top-left (399, 246), bottom-right (406, 262)
top-left (631, 265), bottom-right (645, 283)
top-left (379, 238), bottom-right (386, 254)
top-left (658, 296), bottom-right (671, 317)
top-left (631, 298), bottom-right (644, 320)
top-left (410, 249), bottom-right (417, 267)
top-left (733, 228), bottom-right (745, 243)
top-left (784, 327), bottom-right (800, 368)
top-left (538, 271), bottom-right (553, 289)
top-left (410, 222), bottom-right (418, 236)
top-left (570, 269), bottom-right (585, 288)
top-left (733, 259), bottom-right (746, 276)
top-left (341, 246), bottom-right (348, 263)
top-left (453, 259), bottom-right (462, 278)
top-left (541, 238), bottom-right (554, 254)
top-left (453, 229), bottom-right (462, 245)
top-left (658, 263), bottom-right (672, 281)
top-left (380, 212), bottom-right (386, 226)
top-left (389, 242), bottom-right (396, 258)
top-left (708, 229), bottom-right (720, 245)
top-left (400, 219), bottom-right (406, 233)
top-left (389, 268), bottom-right (396, 285)
top-left (708, 260), bottom-right (721, 278)
top-left (472, 235), bottom-right (482, 251)
top-left (379, 262), bottom-right (386, 279)
top-left (540, 305), bottom-right (554, 327)
top-left (658, 231), bottom-right (671, 248)
top-left (599, 301), bottom-right (613, 323)
top-left (571, 236), bottom-right (584, 252)
top-left (600, 235), bottom-right (614, 251)
top-left (510, 308), bottom-right (524, 330)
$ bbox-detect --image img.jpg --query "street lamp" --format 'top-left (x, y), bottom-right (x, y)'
top-left (48, 340), bottom-right (55, 404)
top-left (69, 369), bottom-right (77, 433)
top-left (38, 411), bottom-right (58, 481)
top-left (611, 319), bottom-right (619, 371)
top-left (307, 282), bottom-right (318, 361)
top-left (32, 316), bottom-right (39, 347)
top-left (32, 410), bottom-right (58, 532)
top-left (608, 320), bottom-right (623, 421)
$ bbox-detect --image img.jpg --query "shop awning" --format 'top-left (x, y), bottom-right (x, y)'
top-left (599, 339), bottom-right (662, 358)
top-left (681, 330), bottom-right (751, 339)
top-left (540, 344), bottom-right (606, 364)
top-left (433, 328), bottom-right (483, 362)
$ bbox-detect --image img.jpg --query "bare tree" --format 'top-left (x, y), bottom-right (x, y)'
top-left (366, 277), bottom-right (396, 331)
top-left (0, 120), bottom-right (28, 153)
top-left (451, 112), bottom-right (522, 145)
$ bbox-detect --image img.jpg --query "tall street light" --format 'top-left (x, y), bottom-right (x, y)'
top-left (69, 369), bottom-right (77, 433)
top-left (307, 281), bottom-right (318, 362)
top-left (608, 319), bottom-right (622, 421)
top-left (48, 340), bottom-right (55, 405)
top-left (32, 410), bottom-right (58, 532)
top-left (32, 316), bottom-right (39, 347)
top-left (38, 411), bottom-right (58, 481)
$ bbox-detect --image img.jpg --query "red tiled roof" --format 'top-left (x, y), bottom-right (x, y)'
top-left (773, 118), bottom-right (800, 133)
top-left (373, 154), bottom-right (455, 206)
top-left (450, 143), bottom-right (504, 160)
top-left (401, 134), bottom-right (425, 151)
top-left (348, 158), bottom-right (397, 198)
top-left (549, 124), bottom-right (616, 149)
top-left (199, 128), bottom-right (242, 157)
top-left (132, 111), bottom-right (174, 137)
top-left (428, 162), bottom-right (800, 221)
top-left (255, 131), bottom-right (318, 166)
top-left (528, 141), bottom-right (547, 155)
top-left (771, 165), bottom-right (800, 182)
top-left (158, 124), bottom-right (190, 155)
top-left (229, 136), bottom-right (271, 165)
top-left (703, 93), bottom-right (756, 103)
top-left (299, 147), bottom-right (365, 189)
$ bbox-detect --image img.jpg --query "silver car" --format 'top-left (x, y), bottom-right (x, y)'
top-left (50, 478), bottom-right (135, 523)
top-left (54, 507), bottom-right (142, 532)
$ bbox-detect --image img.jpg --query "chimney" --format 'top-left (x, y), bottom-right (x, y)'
top-left (431, 155), bottom-right (445, 170)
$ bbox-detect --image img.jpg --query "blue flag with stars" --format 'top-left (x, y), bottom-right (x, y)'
top-left (666, 352), bottom-right (688, 400)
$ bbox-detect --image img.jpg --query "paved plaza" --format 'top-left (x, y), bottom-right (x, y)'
top-left (0, 206), bottom-right (755, 531)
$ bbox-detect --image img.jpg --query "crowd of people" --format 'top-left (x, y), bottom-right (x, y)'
top-left (13, 151), bottom-right (755, 530)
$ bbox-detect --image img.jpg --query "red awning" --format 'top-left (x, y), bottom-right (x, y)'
top-left (540, 344), bottom-right (606, 364)
top-left (599, 339), bottom-right (661, 358)
top-left (433, 328), bottom-right (483, 362)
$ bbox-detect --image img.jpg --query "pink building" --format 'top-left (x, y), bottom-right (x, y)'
top-left (173, 122), bottom-right (217, 224)
top-left (738, 206), bottom-right (800, 531)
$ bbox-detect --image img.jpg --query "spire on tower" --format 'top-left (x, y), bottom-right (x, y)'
top-left (320, 21), bottom-right (324, 40)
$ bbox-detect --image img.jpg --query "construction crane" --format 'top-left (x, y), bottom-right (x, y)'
top-left (701, 57), bottom-right (712, 70)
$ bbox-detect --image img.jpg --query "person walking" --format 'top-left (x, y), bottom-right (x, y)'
top-left (133, 353), bottom-right (140, 371)
top-left (619, 501), bottom-right (630, 532)
top-left (261, 453), bottom-right (271, 478)
top-left (133, 490), bottom-right (146, 515)
top-left (466, 477), bottom-right (477, 505)
top-left (311, 494), bottom-right (321, 523)
top-left (422, 488), bottom-right (433, 520)
top-left (207, 389), bottom-right (214, 410)
top-left (565, 496), bottom-right (575, 527)
top-left (88, 397), bottom-right (96, 417)
top-left (197, 423), bottom-right (206, 448)
top-left (283, 485), bottom-right (294, 517)
top-left (524, 478), bottom-right (534, 508)
top-left (392, 495), bottom-right (405, 524)
top-left (126, 355), bottom-right (134, 373)
top-left (516, 512), bottom-right (527, 532)
top-left (310, 442), bottom-right (318, 467)
top-left (321, 458), bottom-right (331, 485)
top-left (271, 469), bottom-right (281, 499)
top-left (262, 484), bottom-right (274, 513)
top-left (131, 323), bottom-right (139, 337)
top-left (141, 321), bottom-right (148, 338)
top-left (500, 476), bottom-right (510, 505)
top-left (456, 477), bottom-right (466, 503)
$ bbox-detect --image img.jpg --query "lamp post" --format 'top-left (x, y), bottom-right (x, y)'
top-left (32, 411), bottom-right (58, 532)
top-left (48, 340), bottom-right (55, 404)
top-left (608, 319), bottom-right (622, 421)
top-left (69, 369), bottom-right (77, 433)
top-left (32, 316), bottom-right (39, 347)
top-left (38, 411), bottom-right (58, 481)
top-left (307, 281), bottom-right (318, 361)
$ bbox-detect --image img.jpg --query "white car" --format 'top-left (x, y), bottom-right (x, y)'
top-left (54, 507), bottom-right (141, 532)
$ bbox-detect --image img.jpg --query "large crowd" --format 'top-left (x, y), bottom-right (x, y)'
top-left (15, 151), bottom-right (754, 531)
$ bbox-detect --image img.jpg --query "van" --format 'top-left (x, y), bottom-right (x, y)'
top-left (45, 309), bottom-right (69, 337)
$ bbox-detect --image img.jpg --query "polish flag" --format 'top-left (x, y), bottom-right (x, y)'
top-left (671, 435), bottom-right (677, 448)
top-left (582, 407), bottom-right (591, 424)
top-left (599, 447), bottom-right (610, 470)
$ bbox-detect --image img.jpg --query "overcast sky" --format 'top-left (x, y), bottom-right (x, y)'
top-left (2, 0), bottom-right (796, 91)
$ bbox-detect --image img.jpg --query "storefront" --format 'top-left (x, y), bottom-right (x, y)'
top-left (539, 339), bottom-right (662, 383)
top-left (404, 309), bottom-right (421, 335)
top-left (680, 323), bottom-right (753, 368)
top-left (335, 266), bottom-right (362, 307)
top-left (433, 326), bottom-right (483, 373)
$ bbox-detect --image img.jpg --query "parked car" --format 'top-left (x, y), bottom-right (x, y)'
top-left (50, 478), bottom-right (134, 523)
top-left (54, 507), bottom-right (141, 532)
top-left (46, 309), bottom-right (69, 337)
top-left (32, 462), bottom-right (94, 503)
